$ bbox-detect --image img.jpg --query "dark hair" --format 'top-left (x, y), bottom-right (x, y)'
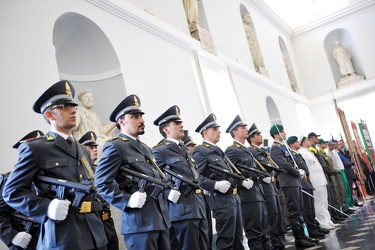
top-left (230, 127), bottom-right (238, 138)
top-left (159, 122), bottom-right (168, 138)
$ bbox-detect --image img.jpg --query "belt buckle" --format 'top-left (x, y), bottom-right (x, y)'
top-left (80, 201), bottom-right (92, 213)
top-left (195, 189), bottom-right (202, 194)
top-left (232, 188), bottom-right (237, 195)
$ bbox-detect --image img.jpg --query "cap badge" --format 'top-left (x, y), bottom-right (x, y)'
top-left (90, 132), bottom-right (95, 140)
top-left (65, 82), bottom-right (72, 97)
top-left (134, 96), bottom-right (139, 107)
top-left (213, 114), bottom-right (217, 122)
top-left (176, 106), bottom-right (179, 116)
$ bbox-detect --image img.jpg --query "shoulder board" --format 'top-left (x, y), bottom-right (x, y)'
top-left (107, 137), bottom-right (119, 142)
top-left (234, 143), bottom-right (241, 148)
top-left (21, 136), bottom-right (43, 144)
top-left (309, 147), bottom-right (317, 154)
top-left (153, 142), bottom-right (164, 148)
top-left (227, 145), bottom-right (234, 148)
top-left (45, 134), bottom-right (55, 141)
top-left (249, 145), bottom-right (256, 149)
top-left (203, 143), bottom-right (210, 148)
top-left (195, 144), bottom-right (204, 148)
top-left (119, 136), bottom-right (129, 142)
top-left (163, 141), bottom-right (171, 146)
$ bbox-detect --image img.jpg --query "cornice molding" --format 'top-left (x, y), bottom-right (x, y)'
top-left (293, 0), bottom-right (375, 36)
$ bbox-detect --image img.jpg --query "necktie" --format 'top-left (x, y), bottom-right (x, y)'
top-left (66, 136), bottom-right (77, 156)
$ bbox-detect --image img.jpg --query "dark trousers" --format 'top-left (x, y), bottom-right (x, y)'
top-left (302, 188), bottom-right (319, 231)
top-left (242, 201), bottom-right (273, 250)
top-left (123, 229), bottom-right (170, 250)
top-left (172, 217), bottom-right (210, 250)
top-left (281, 186), bottom-right (304, 230)
top-left (213, 204), bottom-right (244, 250)
top-left (204, 194), bottom-right (214, 250)
top-left (103, 217), bottom-right (119, 250)
top-left (264, 194), bottom-right (286, 248)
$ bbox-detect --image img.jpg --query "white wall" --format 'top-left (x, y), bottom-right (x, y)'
top-left (293, 5), bottom-right (375, 98)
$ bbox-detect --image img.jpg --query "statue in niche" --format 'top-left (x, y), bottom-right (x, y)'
top-left (333, 41), bottom-right (365, 88)
top-left (72, 89), bottom-right (117, 150)
top-left (280, 41), bottom-right (299, 93)
top-left (182, 0), bottom-right (200, 40)
top-left (333, 41), bottom-right (355, 77)
top-left (242, 12), bottom-right (264, 74)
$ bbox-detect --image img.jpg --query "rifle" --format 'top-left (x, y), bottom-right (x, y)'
top-left (120, 166), bottom-right (172, 199)
top-left (164, 168), bottom-right (201, 196)
top-left (36, 175), bottom-right (96, 208)
top-left (266, 156), bottom-right (287, 173)
top-left (10, 212), bottom-right (40, 235)
top-left (236, 163), bottom-right (271, 177)
top-left (207, 164), bottom-right (246, 181)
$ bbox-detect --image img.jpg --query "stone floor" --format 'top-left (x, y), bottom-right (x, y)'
top-left (113, 198), bottom-right (375, 250)
top-left (276, 199), bottom-right (375, 250)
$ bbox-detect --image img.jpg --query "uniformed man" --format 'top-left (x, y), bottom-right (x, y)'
top-left (269, 124), bottom-right (314, 248)
top-left (308, 133), bottom-right (341, 224)
top-left (247, 123), bottom-right (287, 250)
top-left (94, 94), bottom-right (173, 250)
top-left (1, 130), bottom-right (43, 250)
top-left (182, 130), bottom-right (214, 249)
top-left (225, 116), bottom-right (272, 250)
top-left (79, 131), bottom-right (99, 168)
top-left (287, 136), bottom-right (324, 240)
top-left (79, 131), bottom-right (119, 250)
top-left (318, 139), bottom-right (345, 223)
top-left (3, 80), bottom-right (108, 250)
top-left (192, 114), bottom-right (245, 250)
top-left (182, 131), bottom-right (197, 155)
top-left (152, 105), bottom-right (209, 250)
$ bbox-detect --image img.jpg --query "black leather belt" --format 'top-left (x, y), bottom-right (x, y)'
top-left (69, 201), bottom-right (102, 213)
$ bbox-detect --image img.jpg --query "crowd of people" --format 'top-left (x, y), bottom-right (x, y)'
top-left (1, 80), bottom-right (373, 250)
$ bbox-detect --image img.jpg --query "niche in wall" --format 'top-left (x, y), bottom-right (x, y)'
top-left (324, 28), bottom-right (365, 89)
top-left (266, 96), bottom-right (282, 126)
top-left (53, 12), bottom-right (126, 124)
top-left (278, 37), bottom-right (299, 94)
top-left (239, 4), bottom-right (266, 76)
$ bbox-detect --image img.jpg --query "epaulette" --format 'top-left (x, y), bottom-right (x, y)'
top-left (249, 145), bottom-right (257, 149)
top-left (163, 141), bottom-right (171, 146)
top-left (234, 143), bottom-right (241, 148)
top-left (119, 136), bottom-right (129, 142)
top-left (309, 147), bottom-right (317, 154)
top-left (107, 137), bottom-right (119, 142)
top-left (195, 144), bottom-right (204, 148)
top-left (45, 134), bottom-right (55, 141)
top-left (203, 143), bottom-right (210, 148)
top-left (227, 145), bottom-right (234, 148)
top-left (153, 142), bottom-right (164, 148)
top-left (20, 136), bottom-right (43, 144)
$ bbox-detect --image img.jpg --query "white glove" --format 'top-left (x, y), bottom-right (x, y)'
top-left (127, 191), bottom-right (147, 208)
top-left (12, 231), bottom-right (32, 249)
top-left (214, 180), bottom-right (231, 193)
top-left (299, 169), bottom-right (305, 178)
top-left (262, 177), bottom-right (272, 184)
top-left (241, 178), bottom-right (254, 189)
top-left (47, 198), bottom-right (71, 221)
top-left (168, 189), bottom-right (181, 203)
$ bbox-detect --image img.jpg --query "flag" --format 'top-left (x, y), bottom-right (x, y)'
top-left (358, 120), bottom-right (375, 166)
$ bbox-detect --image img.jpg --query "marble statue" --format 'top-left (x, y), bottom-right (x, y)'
top-left (183, 0), bottom-right (199, 40)
top-left (280, 41), bottom-right (299, 93)
top-left (242, 12), bottom-right (264, 74)
top-left (333, 41), bottom-right (365, 88)
top-left (333, 41), bottom-right (355, 77)
top-left (72, 89), bottom-right (117, 148)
